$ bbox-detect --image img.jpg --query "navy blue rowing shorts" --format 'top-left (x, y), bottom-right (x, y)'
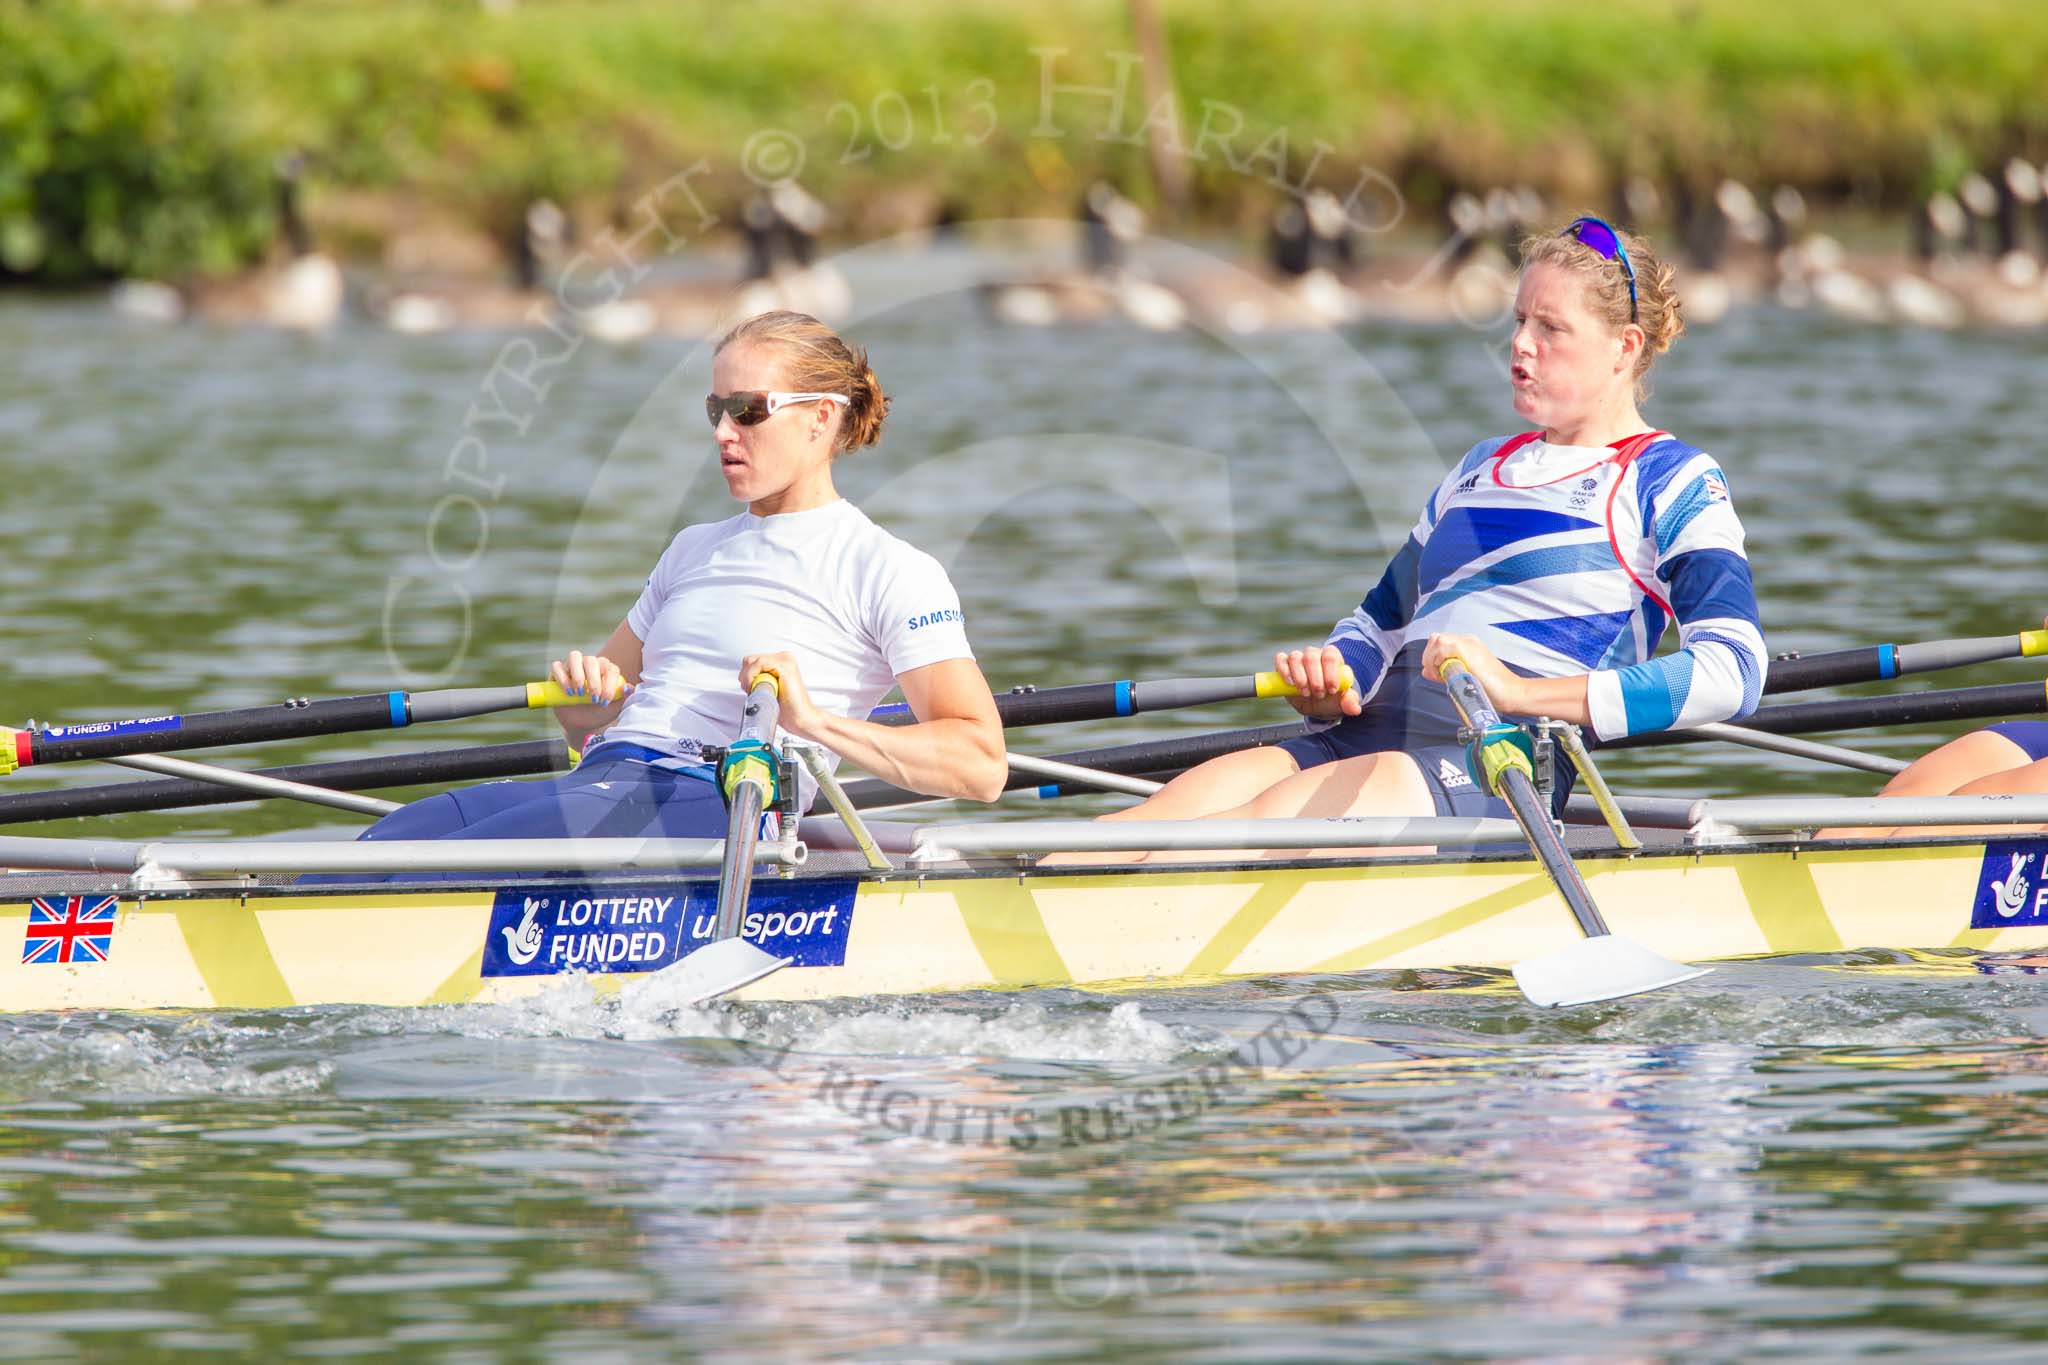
top-left (1987, 721), bottom-right (2048, 763)
top-left (1278, 728), bottom-right (1574, 820)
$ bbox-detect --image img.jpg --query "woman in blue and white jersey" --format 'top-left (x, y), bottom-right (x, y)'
top-left (1117, 218), bottom-right (1768, 832)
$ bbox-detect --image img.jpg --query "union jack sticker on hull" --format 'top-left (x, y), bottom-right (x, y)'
top-left (22, 895), bottom-right (118, 965)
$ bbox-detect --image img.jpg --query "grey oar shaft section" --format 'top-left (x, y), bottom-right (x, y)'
top-left (102, 753), bottom-right (402, 816)
top-left (1688, 723), bottom-right (1908, 776)
top-left (1441, 666), bottom-right (1611, 938)
top-left (405, 682), bottom-right (588, 725)
top-left (712, 678), bottom-right (783, 941)
top-left (1138, 676), bottom-right (1279, 711)
top-left (1899, 632), bottom-right (2047, 674)
top-left (1500, 759), bottom-right (1609, 936)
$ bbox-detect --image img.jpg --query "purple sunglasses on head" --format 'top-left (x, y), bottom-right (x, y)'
top-left (1562, 216), bottom-right (1638, 323)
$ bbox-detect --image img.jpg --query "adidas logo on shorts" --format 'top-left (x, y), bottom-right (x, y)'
top-left (1438, 758), bottom-right (1471, 789)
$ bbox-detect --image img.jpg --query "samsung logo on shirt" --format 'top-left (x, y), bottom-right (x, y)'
top-left (907, 608), bottom-right (966, 630)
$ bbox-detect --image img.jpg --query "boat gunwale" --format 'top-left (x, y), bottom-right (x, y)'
top-left (3, 828), bottom-right (2040, 907)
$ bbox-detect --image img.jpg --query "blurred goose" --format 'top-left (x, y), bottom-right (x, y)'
top-left (1957, 172), bottom-right (2000, 256)
top-left (121, 153), bottom-right (344, 330)
top-left (979, 183), bottom-right (1186, 330)
top-left (586, 185), bottom-right (855, 344)
top-left (1163, 189), bottom-right (1364, 333)
top-left (364, 199), bottom-right (569, 335)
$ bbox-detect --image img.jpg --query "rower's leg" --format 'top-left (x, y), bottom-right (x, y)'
top-left (1888, 756), bottom-right (2048, 837)
top-left (1135, 751), bottom-right (1434, 863)
top-left (439, 768), bottom-right (725, 842)
top-left (308, 762), bottom-right (719, 883)
top-left (1818, 729), bottom-right (2036, 838)
top-left (1101, 746), bottom-right (1304, 821)
top-left (1876, 730), bottom-right (2035, 798)
top-left (1039, 746), bottom-right (1304, 866)
top-left (298, 775), bottom-right (590, 882)
top-left (354, 780), bottom-right (549, 842)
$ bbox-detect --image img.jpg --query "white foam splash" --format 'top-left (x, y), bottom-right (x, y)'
top-left (0, 1020), bottom-right (333, 1099)
top-left (404, 971), bottom-right (1198, 1066)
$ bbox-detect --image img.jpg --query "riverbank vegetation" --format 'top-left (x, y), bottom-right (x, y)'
top-left (4, 0), bottom-right (2046, 282)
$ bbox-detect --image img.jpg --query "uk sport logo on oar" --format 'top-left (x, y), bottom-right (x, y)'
top-left (21, 895), bottom-right (119, 965)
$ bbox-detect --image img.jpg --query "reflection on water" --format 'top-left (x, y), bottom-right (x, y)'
top-left (1, 962), bottom-right (2047, 1355)
top-left (4, 266), bottom-right (2048, 1355)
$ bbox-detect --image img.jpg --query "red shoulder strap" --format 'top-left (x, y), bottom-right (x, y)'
top-left (1492, 430), bottom-right (1543, 463)
top-left (1604, 432), bottom-right (1673, 617)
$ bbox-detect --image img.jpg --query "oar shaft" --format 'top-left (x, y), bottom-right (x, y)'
top-left (0, 741), bottom-right (567, 827)
top-left (1603, 680), bottom-right (2048, 751)
top-left (1764, 629), bottom-right (2048, 695)
top-left (843, 723), bottom-right (1302, 809)
top-left (1441, 665), bottom-right (1611, 939)
top-left (12, 693), bottom-right (406, 769)
top-left (712, 676), bottom-right (784, 941)
top-left (4, 681), bottom-right (582, 773)
top-left (1496, 759), bottom-right (1611, 938)
top-left (712, 783), bottom-right (766, 940)
top-left (869, 670), bottom-right (1350, 729)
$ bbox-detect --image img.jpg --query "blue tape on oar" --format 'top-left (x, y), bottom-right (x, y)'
top-left (1037, 784), bottom-right (1059, 799)
top-left (1877, 644), bottom-right (1897, 680)
top-left (1115, 680), bottom-right (1134, 717)
top-left (388, 691), bottom-right (408, 727)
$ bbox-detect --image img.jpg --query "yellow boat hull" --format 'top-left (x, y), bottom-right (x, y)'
top-left (3, 837), bottom-right (2046, 1011)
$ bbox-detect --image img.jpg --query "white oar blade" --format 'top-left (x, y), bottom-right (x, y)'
top-left (1512, 934), bottom-right (1710, 1008)
top-left (658, 938), bottom-right (791, 1006)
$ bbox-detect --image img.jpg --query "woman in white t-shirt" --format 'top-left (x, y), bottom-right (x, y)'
top-left (355, 310), bottom-right (1006, 848)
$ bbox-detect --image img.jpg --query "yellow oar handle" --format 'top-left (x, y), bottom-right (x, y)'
top-left (746, 668), bottom-right (782, 701)
top-left (1254, 665), bottom-right (1358, 699)
top-left (526, 679), bottom-right (628, 708)
top-left (2023, 629), bottom-right (2048, 658)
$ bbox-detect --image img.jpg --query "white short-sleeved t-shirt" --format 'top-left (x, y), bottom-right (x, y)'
top-left (601, 499), bottom-right (974, 791)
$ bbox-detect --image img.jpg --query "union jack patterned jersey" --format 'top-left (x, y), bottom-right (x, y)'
top-left (1322, 430), bottom-right (1767, 747)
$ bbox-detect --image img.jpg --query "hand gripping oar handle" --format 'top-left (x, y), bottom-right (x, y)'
top-left (712, 672), bottom-right (783, 941)
top-left (1439, 660), bottom-right (1611, 939)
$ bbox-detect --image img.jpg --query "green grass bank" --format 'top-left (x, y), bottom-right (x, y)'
top-left (6, 0), bottom-right (2047, 281)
